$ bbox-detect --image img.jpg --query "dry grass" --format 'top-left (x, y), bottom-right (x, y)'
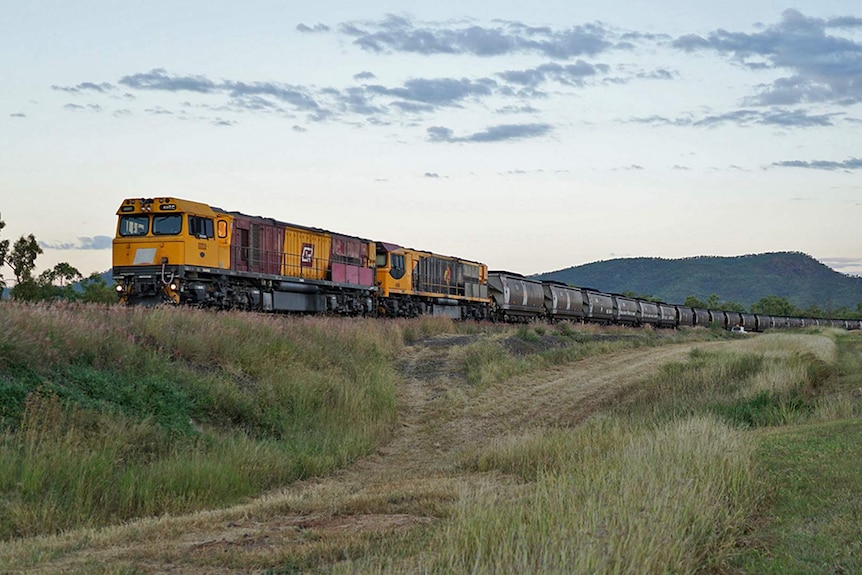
top-left (1, 307), bottom-right (852, 574)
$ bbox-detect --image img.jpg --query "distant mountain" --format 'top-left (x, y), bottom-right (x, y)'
top-left (534, 252), bottom-right (862, 311)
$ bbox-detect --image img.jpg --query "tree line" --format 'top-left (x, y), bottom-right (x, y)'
top-left (681, 294), bottom-right (862, 320)
top-left (0, 212), bottom-right (115, 303)
top-left (617, 290), bottom-right (862, 321)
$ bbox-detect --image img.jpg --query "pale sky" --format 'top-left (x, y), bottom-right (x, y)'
top-left (2, 1), bottom-right (861, 280)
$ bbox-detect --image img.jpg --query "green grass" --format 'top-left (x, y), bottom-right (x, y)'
top-left (726, 332), bottom-right (862, 573)
top-left (604, 345), bottom-right (829, 428)
top-left (3, 302), bottom-right (861, 573)
top-left (730, 421), bottom-right (862, 574)
top-left (0, 303), bottom-right (418, 539)
top-left (455, 322), bottom-right (715, 389)
top-left (439, 416), bottom-right (755, 574)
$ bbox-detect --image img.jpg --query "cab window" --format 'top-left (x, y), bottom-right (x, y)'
top-left (390, 254), bottom-right (406, 280)
top-left (119, 215), bottom-right (149, 236)
top-left (188, 216), bottom-right (214, 239)
top-left (153, 215), bottom-right (182, 235)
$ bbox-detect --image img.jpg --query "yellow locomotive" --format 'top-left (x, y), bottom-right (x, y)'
top-left (112, 197), bottom-right (489, 319)
top-left (375, 243), bottom-right (489, 319)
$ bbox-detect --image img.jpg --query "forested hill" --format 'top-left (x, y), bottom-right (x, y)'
top-left (534, 252), bottom-right (862, 310)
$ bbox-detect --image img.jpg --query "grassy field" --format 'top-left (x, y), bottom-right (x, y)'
top-left (0, 303), bottom-right (860, 574)
top-left (0, 304), bottom-right (455, 539)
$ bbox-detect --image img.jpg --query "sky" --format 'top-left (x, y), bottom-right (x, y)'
top-left (2, 1), bottom-right (861, 282)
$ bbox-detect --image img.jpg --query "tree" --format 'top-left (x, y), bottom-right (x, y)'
top-left (8, 234), bottom-right (42, 300)
top-left (37, 263), bottom-right (83, 302)
top-left (0, 221), bottom-right (95, 303)
top-left (79, 272), bottom-right (117, 304)
top-left (684, 295), bottom-right (707, 308)
top-left (722, 300), bottom-right (747, 313)
top-left (8, 234), bottom-right (41, 285)
top-left (751, 295), bottom-right (798, 316)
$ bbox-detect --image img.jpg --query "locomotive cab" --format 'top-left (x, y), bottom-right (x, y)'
top-left (112, 198), bottom-right (230, 305)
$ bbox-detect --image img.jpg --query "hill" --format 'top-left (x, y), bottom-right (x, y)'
top-left (534, 252), bottom-right (862, 311)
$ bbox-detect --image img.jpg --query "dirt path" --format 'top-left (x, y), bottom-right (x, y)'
top-left (12, 335), bottom-right (728, 574)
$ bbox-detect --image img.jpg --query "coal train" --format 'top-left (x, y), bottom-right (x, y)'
top-left (112, 197), bottom-right (860, 331)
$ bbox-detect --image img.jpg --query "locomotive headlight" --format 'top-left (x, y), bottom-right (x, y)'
top-left (115, 284), bottom-right (124, 293)
top-left (169, 282), bottom-right (178, 291)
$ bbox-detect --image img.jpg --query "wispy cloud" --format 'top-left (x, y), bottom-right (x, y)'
top-left (52, 81), bottom-right (115, 93)
top-left (630, 107), bottom-right (840, 128)
top-left (296, 23), bottom-right (330, 33)
top-left (497, 60), bottom-right (608, 87)
top-left (427, 123), bottom-right (552, 143)
top-left (338, 15), bottom-right (623, 58)
top-left (39, 236), bottom-right (113, 250)
top-left (772, 157), bottom-right (862, 170)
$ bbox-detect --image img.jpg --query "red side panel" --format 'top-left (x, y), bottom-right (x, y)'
top-left (331, 234), bottom-right (374, 287)
top-left (332, 263), bottom-right (346, 283)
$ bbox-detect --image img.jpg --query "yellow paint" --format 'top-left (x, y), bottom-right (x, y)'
top-left (112, 197), bottom-right (233, 270)
top-left (376, 246), bottom-right (488, 302)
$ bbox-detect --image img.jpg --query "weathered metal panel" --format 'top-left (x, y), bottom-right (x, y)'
top-left (488, 272), bottom-right (545, 316)
top-left (283, 226), bottom-right (331, 281)
top-left (739, 313), bottom-right (756, 330)
top-left (331, 234), bottom-right (374, 287)
top-left (542, 282), bottom-right (585, 319)
top-left (725, 312), bottom-right (743, 329)
top-left (273, 290), bottom-right (326, 312)
top-left (676, 306), bottom-right (694, 327)
top-left (613, 295), bottom-right (639, 324)
top-left (638, 300), bottom-right (659, 325)
top-left (584, 290), bottom-right (614, 323)
top-left (658, 304), bottom-right (677, 327)
top-left (692, 308), bottom-right (710, 326)
top-left (708, 310), bottom-right (727, 328)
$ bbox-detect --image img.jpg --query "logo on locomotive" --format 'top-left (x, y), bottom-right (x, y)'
top-left (301, 243), bottom-right (314, 267)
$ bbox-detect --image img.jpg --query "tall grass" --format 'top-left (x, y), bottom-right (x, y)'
top-left (605, 345), bottom-right (830, 428)
top-left (452, 322), bottom-right (704, 389)
top-left (438, 416), bottom-right (754, 574)
top-left (0, 302), bottom-right (415, 539)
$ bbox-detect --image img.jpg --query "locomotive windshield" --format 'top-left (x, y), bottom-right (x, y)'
top-left (153, 215), bottom-right (182, 235)
top-left (119, 215), bottom-right (149, 236)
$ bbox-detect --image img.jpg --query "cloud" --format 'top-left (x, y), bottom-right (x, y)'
top-left (694, 108), bottom-right (838, 127)
top-left (427, 123), bottom-right (552, 143)
top-left (120, 69), bottom-right (217, 93)
top-left (115, 68), bottom-right (323, 116)
top-left (39, 236), bottom-right (113, 250)
top-left (366, 77), bottom-right (496, 106)
top-left (296, 23), bottom-right (330, 33)
top-left (340, 15), bottom-right (620, 58)
top-left (672, 9), bottom-right (862, 106)
top-left (772, 157), bottom-right (862, 170)
top-left (630, 107), bottom-right (839, 128)
top-left (10, 112), bottom-right (26, 118)
top-left (63, 103), bottom-right (102, 112)
top-left (497, 60), bottom-right (608, 87)
top-left (52, 82), bottom-right (115, 93)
